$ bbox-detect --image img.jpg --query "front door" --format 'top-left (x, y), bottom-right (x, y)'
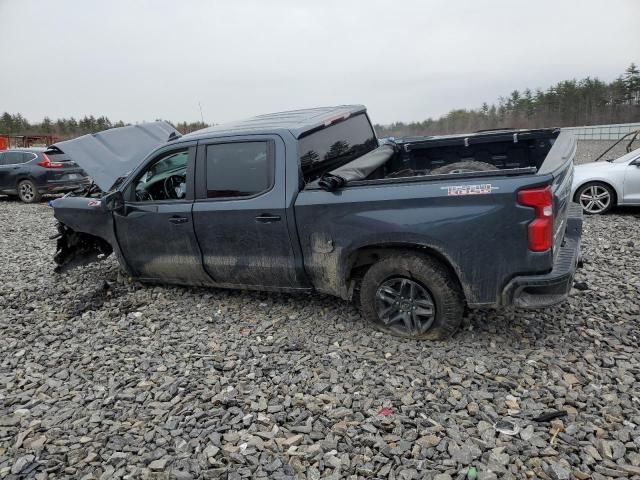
top-left (192, 136), bottom-right (305, 289)
top-left (623, 157), bottom-right (640, 204)
top-left (114, 144), bottom-right (211, 284)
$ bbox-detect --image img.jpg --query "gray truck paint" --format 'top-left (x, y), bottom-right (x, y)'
top-left (52, 121), bottom-right (179, 191)
top-left (52, 106), bottom-right (581, 310)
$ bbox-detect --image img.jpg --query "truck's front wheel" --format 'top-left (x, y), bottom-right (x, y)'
top-left (359, 253), bottom-right (464, 340)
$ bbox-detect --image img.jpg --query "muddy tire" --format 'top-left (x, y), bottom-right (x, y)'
top-left (359, 253), bottom-right (464, 340)
top-left (17, 180), bottom-right (41, 203)
top-left (431, 160), bottom-right (497, 175)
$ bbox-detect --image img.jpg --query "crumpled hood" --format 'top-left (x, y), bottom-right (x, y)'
top-left (52, 121), bottom-right (179, 191)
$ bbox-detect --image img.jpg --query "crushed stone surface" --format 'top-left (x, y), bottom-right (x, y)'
top-left (1, 188), bottom-right (639, 479)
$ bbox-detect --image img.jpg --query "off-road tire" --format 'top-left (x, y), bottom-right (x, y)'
top-left (17, 180), bottom-right (41, 203)
top-left (431, 160), bottom-right (497, 175)
top-left (359, 253), bottom-right (464, 340)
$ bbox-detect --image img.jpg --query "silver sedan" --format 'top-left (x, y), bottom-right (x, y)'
top-left (572, 147), bottom-right (640, 214)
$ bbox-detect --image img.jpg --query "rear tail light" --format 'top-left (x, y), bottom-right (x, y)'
top-left (37, 153), bottom-right (64, 169)
top-left (517, 186), bottom-right (553, 252)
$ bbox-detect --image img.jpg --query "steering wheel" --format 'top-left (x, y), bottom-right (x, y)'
top-left (164, 174), bottom-right (186, 199)
top-left (135, 189), bottom-right (153, 201)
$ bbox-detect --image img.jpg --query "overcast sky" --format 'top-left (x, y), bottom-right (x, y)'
top-left (1, 0), bottom-right (638, 125)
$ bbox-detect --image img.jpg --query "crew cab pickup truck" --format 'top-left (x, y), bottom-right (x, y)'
top-left (51, 105), bottom-right (582, 340)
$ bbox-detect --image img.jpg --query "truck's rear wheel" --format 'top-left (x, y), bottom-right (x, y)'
top-left (359, 253), bottom-right (464, 340)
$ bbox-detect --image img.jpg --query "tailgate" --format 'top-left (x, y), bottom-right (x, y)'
top-left (47, 170), bottom-right (86, 182)
top-left (538, 131), bottom-right (576, 255)
top-left (45, 151), bottom-right (87, 181)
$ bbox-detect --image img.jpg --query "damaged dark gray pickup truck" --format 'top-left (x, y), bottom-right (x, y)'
top-left (52, 105), bottom-right (582, 339)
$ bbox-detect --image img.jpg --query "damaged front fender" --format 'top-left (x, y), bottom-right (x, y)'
top-left (51, 193), bottom-right (123, 274)
top-left (53, 223), bottom-right (113, 273)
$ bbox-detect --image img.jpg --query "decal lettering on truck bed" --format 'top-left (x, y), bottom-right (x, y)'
top-left (442, 184), bottom-right (498, 196)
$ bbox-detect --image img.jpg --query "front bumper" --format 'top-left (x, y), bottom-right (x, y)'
top-left (502, 202), bottom-right (583, 308)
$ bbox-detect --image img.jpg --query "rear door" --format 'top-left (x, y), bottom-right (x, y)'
top-left (0, 151), bottom-right (31, 191)
top-left (192, 135), bottom-right (303, 288)
top-left (113, 142), bottom-right (211, 284)
top-left (623, 155), bottom-right (640, 204)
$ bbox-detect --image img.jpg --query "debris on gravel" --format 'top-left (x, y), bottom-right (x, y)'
top-left (1, 196), bottom-right (639, 479)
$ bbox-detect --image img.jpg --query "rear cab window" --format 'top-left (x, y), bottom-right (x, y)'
top-left (46, 152), bottom-right (74, 164)
top-left (205, 142), bottom-right (273, 198)
top-left (299, 113), bottom-right (378, 183)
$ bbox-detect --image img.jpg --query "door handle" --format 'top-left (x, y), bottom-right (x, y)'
top-left (255, 213), bottom-right (281, 223)
top-left (169, 216), bottom-right (189, 224)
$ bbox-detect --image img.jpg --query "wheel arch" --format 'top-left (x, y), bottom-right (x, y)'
top-left (344, 242), bottom-right (470, 303)
top-left (573, 179), bottom-right (620, 205)
top-left (15, 175), bottom-right (39, 191)
top-left (16, 175), bottom-right (35, 184)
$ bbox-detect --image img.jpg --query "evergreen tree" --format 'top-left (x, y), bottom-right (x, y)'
top-left (624, 63), bottom-right (640, 104)
top-left (375, 62), bottom-right (640, 136)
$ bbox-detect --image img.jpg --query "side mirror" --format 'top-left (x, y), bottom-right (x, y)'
top-left (102, 190), bottom-right (124, 213)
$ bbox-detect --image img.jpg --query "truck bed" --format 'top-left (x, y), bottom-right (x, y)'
top-left (297, 129), bottom-right (577, 307)
top-left (381, 128), bottom-right (560, 177)
top-left (311, 128), bottom-right (562, 191)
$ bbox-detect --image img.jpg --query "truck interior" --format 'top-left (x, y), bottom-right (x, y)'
top-left (379, 129), bottom-right (560, 176)
top-left (312, 128), bottom-right (561, 191)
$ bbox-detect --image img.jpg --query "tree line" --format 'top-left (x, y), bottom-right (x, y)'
top-left (0, 113), bottom-right (208, 138)
top-left (2, 63), bottom-right (639, 140)
top-left (375, 63), bottom-right (640, 137)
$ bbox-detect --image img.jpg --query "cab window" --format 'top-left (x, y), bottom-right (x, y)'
top-left (205, 142), bottom-right (272, 198)
top-left (134, 149), bottom-right (188, 201)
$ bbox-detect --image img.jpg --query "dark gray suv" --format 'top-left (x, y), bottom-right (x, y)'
top-left (0, 148), bottom-right (90, 203)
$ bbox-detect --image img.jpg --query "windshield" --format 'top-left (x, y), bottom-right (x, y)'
top-left (611, 147), bottom-right (640, 163)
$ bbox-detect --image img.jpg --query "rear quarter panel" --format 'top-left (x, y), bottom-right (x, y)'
top-left (295, 174), bottom-right (555, 306)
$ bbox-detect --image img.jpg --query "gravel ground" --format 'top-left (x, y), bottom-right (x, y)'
top-left (1, 195), bottom-right (640, 479)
